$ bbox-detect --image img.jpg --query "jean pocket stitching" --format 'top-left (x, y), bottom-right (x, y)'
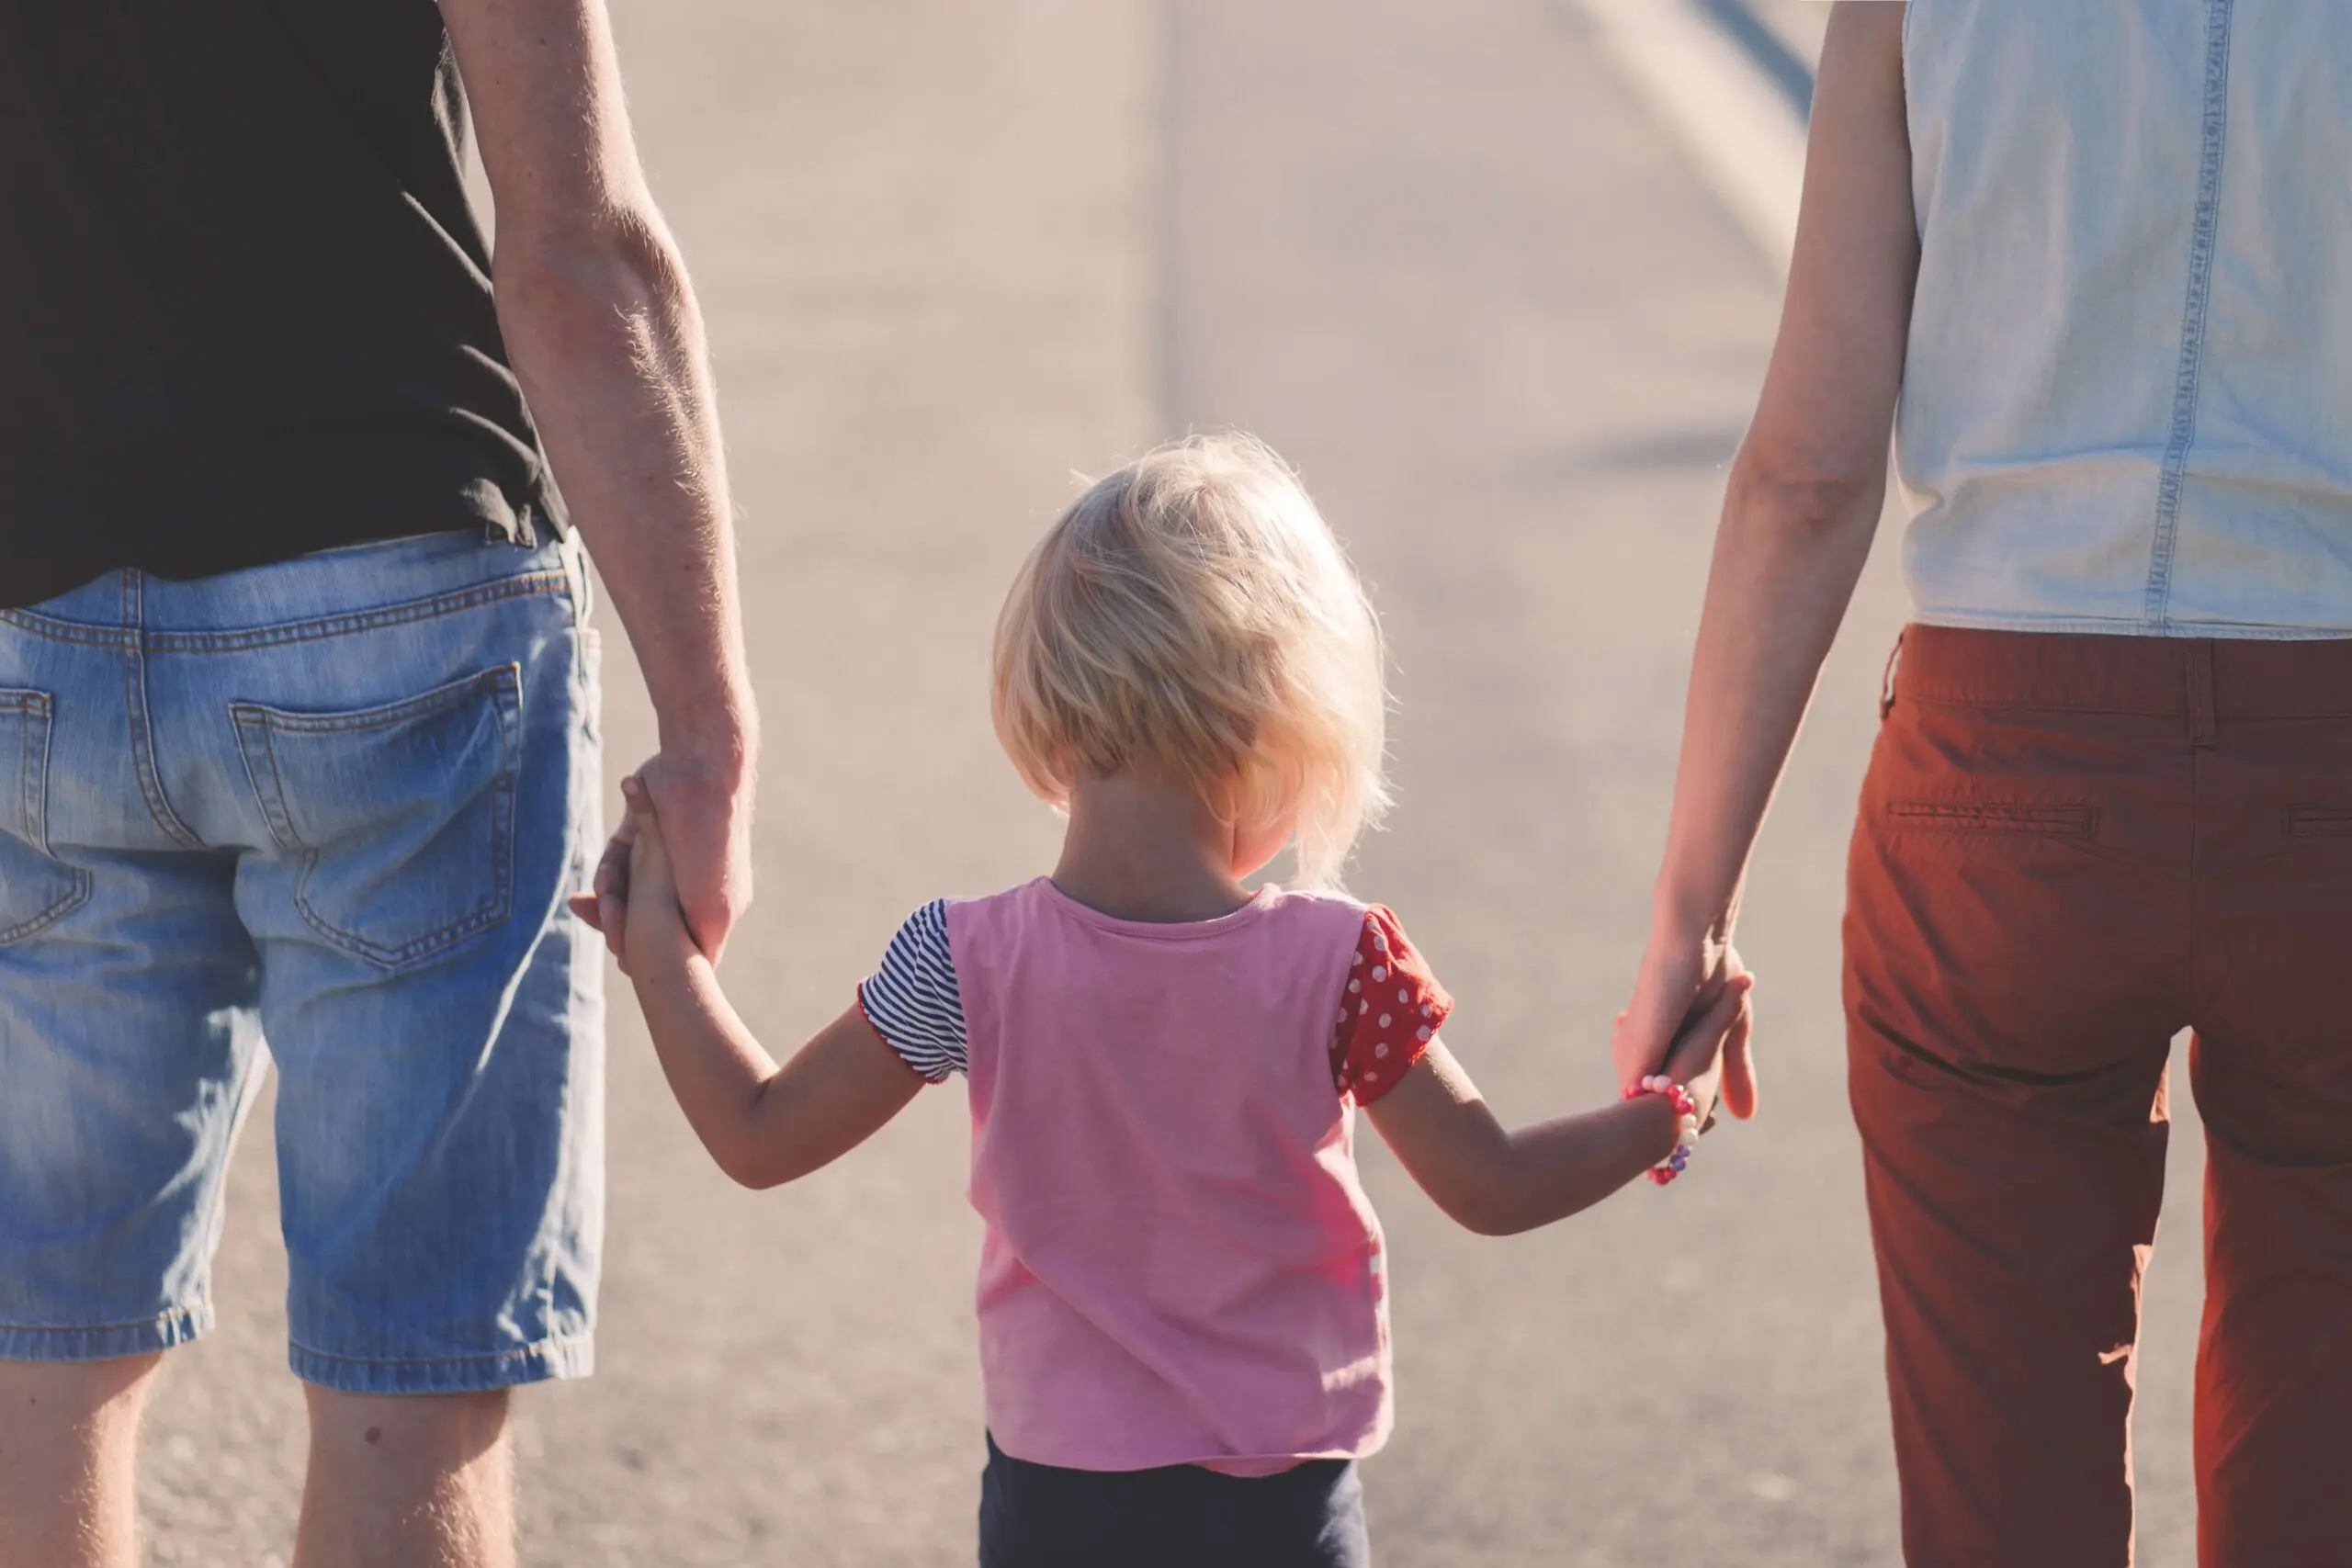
top-left (229, 666), bottom-right (523, 972)
top-left (0, 688), bottom-right (89, 944)
top-left (0, 871), bottom-right (91, 945)
top-left (1885, 801), bottom-right (2099, 838)
top-left (155, 573), bottom-right (568, 654)
top-left (2284, 806), bottom-right (2352, 839)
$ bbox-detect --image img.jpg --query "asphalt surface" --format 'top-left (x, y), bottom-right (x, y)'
top-left (134, 3), bottom-right (2209, 1562)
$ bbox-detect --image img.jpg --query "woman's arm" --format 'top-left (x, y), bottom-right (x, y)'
top-left (1370, 976), bottom-right (1750, 1235)
top-left (621, 781), bottom-right (922, 1190)
top-left (1612, 2), bottom-right (1918, 1111)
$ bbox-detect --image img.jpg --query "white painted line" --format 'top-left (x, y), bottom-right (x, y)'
top-left (1577, 0), bottom-right (1810, 274)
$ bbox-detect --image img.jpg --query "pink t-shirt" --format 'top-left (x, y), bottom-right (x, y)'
top-left (857, 878), bottom-right (1453, 1475)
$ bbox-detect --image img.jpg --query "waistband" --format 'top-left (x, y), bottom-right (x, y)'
top-left (0, 531), bottom-right (578, 647)
top-left (1894, 625), bottom-right (2352, 721)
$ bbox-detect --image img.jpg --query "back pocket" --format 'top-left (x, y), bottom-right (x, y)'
top-left (232, 665), bottom-right (522, 971)
top-left (0, 689), bottom-right (90, 943)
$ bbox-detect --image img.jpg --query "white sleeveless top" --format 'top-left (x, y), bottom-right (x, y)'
top-left (1895, 1), bottom-right (2352, 639)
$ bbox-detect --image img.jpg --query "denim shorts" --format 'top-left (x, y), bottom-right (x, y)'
top-left (0, 530), bottom-right (604, 1394)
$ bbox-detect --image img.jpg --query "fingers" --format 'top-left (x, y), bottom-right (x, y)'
top-left (1659, 974), bottom-right (1754, 1094)
top-left (1721, 998), bottom-right (1759, 1121)
top-left (589, 809), bottom-right (639, 960)
top-left (621, 772), bottom-right (659, 829)
top-left (1693, 972), bottom-right (1755, 1032)
top-left (1611, 993), bottom-right (1681, 1089)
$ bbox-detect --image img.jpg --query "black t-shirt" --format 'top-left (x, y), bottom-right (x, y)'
top-left (0, 2), bottom-right (566, 610)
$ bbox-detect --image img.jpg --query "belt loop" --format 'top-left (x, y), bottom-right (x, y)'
top-left (1879, 629), bottom-right (1906, 721)
top-left (2187, 640), bottom-right (2218, 750)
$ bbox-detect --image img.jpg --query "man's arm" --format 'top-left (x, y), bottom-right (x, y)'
top-left (441, 0), bottom-right (757, 955)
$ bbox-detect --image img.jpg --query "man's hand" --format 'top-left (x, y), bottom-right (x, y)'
top-left (571, 748), bottom-right (752, 963)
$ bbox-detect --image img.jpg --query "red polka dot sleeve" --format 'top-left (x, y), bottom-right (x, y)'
top-left (1330, 906), bottom-right (1453, 1105)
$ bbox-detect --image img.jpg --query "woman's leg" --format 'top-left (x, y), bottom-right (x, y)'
top-left (2186, 669), bottom-right (2352, 1566)
top-left (1845, 628), bottom-right (2193, 1567)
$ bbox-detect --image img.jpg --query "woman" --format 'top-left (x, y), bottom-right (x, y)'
top-left (1614, 6), bottom-right (2352, 1565)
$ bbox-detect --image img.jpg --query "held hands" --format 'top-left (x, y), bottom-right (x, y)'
top-left (1646, 957), bottom-right (1753, 1133)
top-left (571, 773), bottom-right (699, 976)
top-left (1614, 924), bottom-right (1759, 1122)
top-left (570, 748), bottom-right (753, 965)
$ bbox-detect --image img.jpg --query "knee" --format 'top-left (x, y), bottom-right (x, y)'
top-left (303, 1385), bottom-right (512, 1471)
top-left (0, 1352), bottom-right (163, 1439)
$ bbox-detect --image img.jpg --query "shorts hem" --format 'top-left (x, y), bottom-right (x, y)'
top-left (288, 1333), bottom-right (595, 1395)
top-left (0, 1299), bottom-right (213, 1363)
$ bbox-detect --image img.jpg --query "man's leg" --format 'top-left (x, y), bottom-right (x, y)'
top-left (190, 536), bottom-right (602, 1565)
top-left (295, 1388), bottom-right (514, 1568)
top-left (0, 1354), bottom-right (162, 1568)
top-left (0, 638), bottom-right (260, 1568)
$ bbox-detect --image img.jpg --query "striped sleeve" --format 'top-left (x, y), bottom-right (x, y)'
top-left (856, 899), bottom-right (967, 1082)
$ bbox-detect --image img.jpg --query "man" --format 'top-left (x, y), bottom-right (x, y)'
top-left (0, 3), bottom-right (754, 1564)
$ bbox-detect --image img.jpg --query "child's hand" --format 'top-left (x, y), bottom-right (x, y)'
top-left (567, 808), bottom-right (638, 959)
top-left (616, 774), bottom-right (698, 976)
top-left (1657, 951), bottom-right (1754, 1131)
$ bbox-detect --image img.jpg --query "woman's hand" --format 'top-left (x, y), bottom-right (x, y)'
top-left (1615, 931), bottom-right (1758, 1121)
top-left (1654, 948), bottom-right (1754, 1129)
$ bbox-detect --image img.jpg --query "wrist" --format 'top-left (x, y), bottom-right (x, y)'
top-left (1647, 884), bottom-right (1734, 955)
top-left (655, 704), bottom-right (760, 784)
top-left (1623, 1076), bottom-right (1703, 1185)
top-left (1624, 1090), bottom-right (1681, 1167)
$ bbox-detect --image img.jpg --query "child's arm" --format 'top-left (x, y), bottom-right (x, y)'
top-left (1365, 974), bottom-right (1750, 1235)
top-left (619, 778), bottom-right (922, 1190)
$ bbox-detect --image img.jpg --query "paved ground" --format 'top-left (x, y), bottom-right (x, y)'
top-left (134, 2), bottom-right (2211, 1562)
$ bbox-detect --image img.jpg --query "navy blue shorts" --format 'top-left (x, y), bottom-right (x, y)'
top-left (978, 1434), bottom-right (1372, 1568)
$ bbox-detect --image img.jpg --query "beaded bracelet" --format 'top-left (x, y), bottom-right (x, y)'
top-left (1623, 1075), bottom-right (1702, 1185)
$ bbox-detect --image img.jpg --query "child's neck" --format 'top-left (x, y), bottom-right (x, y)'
top-left (1052, 772), bottom-right (1255, 925)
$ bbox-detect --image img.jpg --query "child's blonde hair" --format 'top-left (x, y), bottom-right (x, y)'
top-left (992, 434), bottom-right (1389, 889)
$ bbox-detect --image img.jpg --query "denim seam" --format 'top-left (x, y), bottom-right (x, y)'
top-left (4, 690), bottom-right (45, 848)
top-left (120, 575), bottom-right (205, 849)
top-left (0, 572), bottom-right (567, 651)
top-left (0, 876), bottom-right (89, 946)
top-left (226, 664), bottom-right (522, 737)
top-left (2142, 0), bottom-right (2235, 631)
top-left (287, 1333), bottom-right (594, 1369)
top-left (156, 572), bottom-right (571, 652)
top-left (0, 1300), bottom-right (209, 1334)
top-left (0, 692), bottom-right (90, 942)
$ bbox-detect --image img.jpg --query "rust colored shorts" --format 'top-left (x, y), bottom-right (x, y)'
top-left (1845, 625), bottom-right (2352, 1568)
